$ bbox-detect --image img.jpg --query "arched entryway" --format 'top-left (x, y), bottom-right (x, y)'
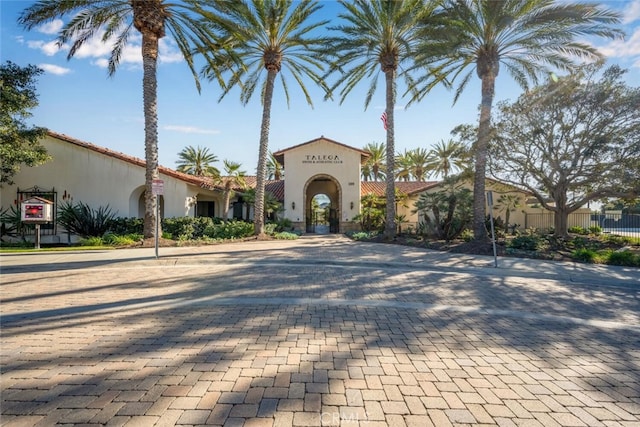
top-left (304, 174), bottom-right (341, 233)
top-left (136, 191), bottom-right (164, 219)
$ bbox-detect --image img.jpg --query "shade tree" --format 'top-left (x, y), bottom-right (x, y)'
top-left (0, 61), bottom-right (49, 185)
top-left (488, 63), bottom-right (640, 237)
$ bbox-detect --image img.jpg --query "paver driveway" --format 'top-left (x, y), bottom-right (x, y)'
top-left (1, 235), bottom-right (639, 426)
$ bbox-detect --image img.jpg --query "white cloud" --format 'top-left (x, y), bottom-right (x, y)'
top-left (27, 39), bottom-right (66, 56)
top-left (622, 0), bottom-right (640, 24)
top-left (598, 27), bottom-right (640, 66)
top-left (38, 63), bottom-right (72, 75)
top-left (73, 34), bottom-right (115, 59)
top-left (24, 24), bottom-right (184, 71)
top-left (93, 58), bottom-right (109, 68)
top-left (37, 19), bottom-right (64, 35)
top-left (163, 125), bottom-right (220, 135)
top-left (159, 38), bottom-right (185, 64)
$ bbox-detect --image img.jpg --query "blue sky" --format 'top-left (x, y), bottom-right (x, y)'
top-left (1, 0), bottom-right (639, 176)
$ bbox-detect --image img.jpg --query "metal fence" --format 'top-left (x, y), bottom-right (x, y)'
top-left (524, 212), bottom-right (640, 239)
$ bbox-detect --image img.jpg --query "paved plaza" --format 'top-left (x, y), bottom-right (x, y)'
top-left (1, 235), bottom-right (639, 426)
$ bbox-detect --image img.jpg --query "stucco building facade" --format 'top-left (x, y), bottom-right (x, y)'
top-left (2, 131), bottom-right (593, 243)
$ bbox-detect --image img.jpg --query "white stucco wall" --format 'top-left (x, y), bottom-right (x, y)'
top-left (0, 134), bottom-right (215, 222)
top-left (282, 138), bottom-right (362, 223)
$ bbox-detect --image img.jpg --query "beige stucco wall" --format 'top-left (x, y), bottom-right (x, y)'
top-left (282, 139), bottom-right (362, 226)
top-left (0, 135), bottom-right (222, 239)
top-left (404, 179), bottom-right (594, 233)
top-left (407, 179), bottom-right (530, 230)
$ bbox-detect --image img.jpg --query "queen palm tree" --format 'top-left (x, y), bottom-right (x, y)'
top-left (363, 142), bottom-right (386, 182)
top-left (266, 151), bottom-right (283, 181)
top-left (220, 160), bottom-right (247, 221)
top-left (412, 0), bottom-right (623, 240)
top-left (18, 0), bottom-right (228, 239)
top-left (202, 0), bottom-right (331, 236)
top-left (427, 139), bottom-right (468, 179)
top-left (395, 150), bottom-right (413, 182)
top-left (176, 145), bottom-right (220, 177)
top-left (326, 0), bottom-right (439, 240)
top-left (408, 147), bottom-right (430, 181)
top-left (493, 193), bottom-right (521, 233)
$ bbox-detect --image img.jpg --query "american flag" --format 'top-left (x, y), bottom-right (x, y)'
top-left (380, 111), bottom-right (387, 130)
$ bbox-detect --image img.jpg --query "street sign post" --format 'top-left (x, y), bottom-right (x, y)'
top-left (487, 191), bottom-right (498, 268)
top-left (152, 179), bottom-right (164, 258)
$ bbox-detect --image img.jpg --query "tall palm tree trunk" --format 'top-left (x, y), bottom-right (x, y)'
top-left (255, 69), bottom-right (277, 236)
top-left (472, 74), bottom-right (495, 241)
top-left (222, 189), bottom-right (231, 222)
top-left (383, 70), bottom-right (396, 240)
top-left (141, 32), bottom-right (161, 239)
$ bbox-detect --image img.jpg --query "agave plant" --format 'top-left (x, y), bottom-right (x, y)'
top-left (57, 201), bottom-right (118, 238)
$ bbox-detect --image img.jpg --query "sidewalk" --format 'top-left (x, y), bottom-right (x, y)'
top-left (2, 235), bottom-right (639, 426)
top-left (3, 235), bottom-right (637, 287)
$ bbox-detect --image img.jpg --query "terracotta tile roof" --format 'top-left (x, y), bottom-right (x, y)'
top-left (229, 177), bottom-right (284, 200)
top-left (265, 180), bottom-right (284, 200)
top-left (361, 181), bottom-right (440, 197)
top-left (47, 130), bottom-right (218, 190)
top-left (46, 131), bottom-right (447, 201)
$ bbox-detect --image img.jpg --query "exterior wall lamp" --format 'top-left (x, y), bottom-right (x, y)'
top-left (291, 201), bottom-right (295, 210)
top-left (350, 201), bottom-right (354, 210)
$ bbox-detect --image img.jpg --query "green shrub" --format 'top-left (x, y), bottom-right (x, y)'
top-left (102, 232), bottom-right (140, 246)
top-left (568, 225), bottom-right (588, 235)
top-left (264, 223), bottom-right (278, 235)
top-left (605, 234), bottom-right (633, 246)
top-left (570, 236), bottom-right (597, 250)
top-left (572, 248), bottom-right (597, 263)
top-left (79, 236), bottom-right (104, 246)
top-left (588, 225), bottom-right (602, 235)
top-left (58, 201), bottom-right (117, 237)
top-left (273, 231), bottom-right (298, 240)
top-left (606, 250), bottom-right (639, 267)
top-left (349, 231), bottom-right (377, 240)
top-left (460, 229), bottom-right (474, 242)
top-left (162, 217), bottom-right (195, 240)
top-left (276, 218), bottom-right (293, 232)
top-left (508, 234), bottom-right (545, 251)
top-left (204, 220), bottom-right (254, 239)
top-left (192, 217), bottom-right (215, 238)
top-left (108, 217), bottom-right (144, 235)
top-left (1, 205), bottom-right (32, 238)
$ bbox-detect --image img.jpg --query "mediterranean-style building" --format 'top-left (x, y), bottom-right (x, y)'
top-left (1, 130), bottom-right (590, 243)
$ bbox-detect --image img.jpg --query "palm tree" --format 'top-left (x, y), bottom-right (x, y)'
top-left (363, 142), bottom-right (387, 182)
top-left (221, 160), bottom-right (247, 221)
top-left (412, 0), bottom-right (623, 240)
top-left (266, 151), bottom-right (283, 181)
top-left (18, 0), bottom-right (227, 239)
top-left (395, 150), bottom-right (413, 182)
top-left (493, 193), bottom-right (521, 233)
top-left (327, 0), bottom-right (438, 240)
top-left (408, 147), bottom-right (430, 182)
top-left (176, 145), bottom-right (220, 177)
top-left (361, 163), bottom-right (373, 182)
top-left (427, 139), bottom-right (468, 179)
top-left (241, 187), bottom-right (282, 222)
top-left (202, 0), bottom-right (331, 237)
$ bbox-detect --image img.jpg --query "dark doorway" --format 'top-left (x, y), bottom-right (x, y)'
top-left (196, 201), bottom-right (215, 218)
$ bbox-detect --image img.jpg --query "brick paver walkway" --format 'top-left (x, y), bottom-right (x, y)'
top-left (1, 236), bottom-right (639, 426)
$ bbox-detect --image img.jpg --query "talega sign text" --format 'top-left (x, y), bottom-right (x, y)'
top-left (302, 154), bottom-right (343, 164)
